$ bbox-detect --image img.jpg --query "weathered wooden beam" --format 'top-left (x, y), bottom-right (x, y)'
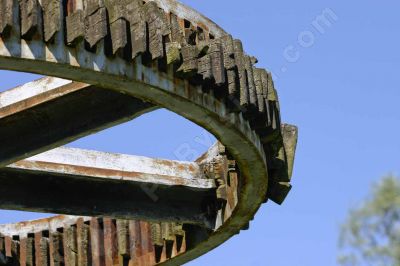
top-left (0, 147), bottom-right (216, 226)
top-left (8, 147), bottom-right (214, 188)
top-left (0, 77), bottom-right (155, 168)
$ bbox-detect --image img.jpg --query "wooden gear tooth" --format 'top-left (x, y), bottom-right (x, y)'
top-left (116, 219), bottom-right (130, 258)
top-left (20, 0), bottom-right (42, 40)
top-left (66, 10), bottom-right (85, 46)
top-left (244, 55), bottom-right (258, 108)
top-left (42, 0), bottom-right (62, 43)
top-left (50, 231), bottom-right (64, 266)
top-left (144, 1), bottom-right (171, 60)
top-left (0, 0), bottom-right (15, 37)
top-left (177, 45), bottom-right (199, 76)
top-left (84, 6), bottom-right (108, 49)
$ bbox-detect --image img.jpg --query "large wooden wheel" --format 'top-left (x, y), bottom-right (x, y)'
top-left (0, 0), bottom-right (298, 265)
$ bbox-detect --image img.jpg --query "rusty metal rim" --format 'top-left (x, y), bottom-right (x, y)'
top-left (0, 56), bottom-right (268, 265)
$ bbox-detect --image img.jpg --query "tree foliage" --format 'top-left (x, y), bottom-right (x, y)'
top-left (338, 175), bottom-right (400, 266)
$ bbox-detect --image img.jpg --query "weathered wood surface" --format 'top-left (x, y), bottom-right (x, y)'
top-left (209, 41), bottom-right (225, 85)
top-left (66, 9), bottom-right (85, 45)
top-left (177, 45), bottom-right (198, 76)
top-left (144, 1), bottom-right (170, 60)
top-left (0, 77), bottom-right (155, 168)
top-left (0, 216), bottom-right (188, 265)
top-left (127, 0), bottom-right (148, 58)
top-left (0, 147), bottom-right (215, 225)
top-left (0, 0), bottom-right (298, 264)
top-left (8, 147), bottom-right (214, 188)
top-left (20, 0), bottom-right (42, 40)
top-left (42, 0), bottom-right (61, 43)
top-left (0, 0), bottom-right (15, 37)
top-left (233, 39), bottom-right (249, 107)
top-left (0, 0), bottom-right (294, 205)
top-left (0, 146), bottom-right (215, 225)
top-left (84, 7), bottom-right (108, 48)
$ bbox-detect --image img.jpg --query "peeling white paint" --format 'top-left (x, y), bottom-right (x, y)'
top-left (0, 215), bottom-right (90, 237)
top-left (8, 147), bottom-right (215, 189)
top-left (0, 77), bottom-right (72, 108)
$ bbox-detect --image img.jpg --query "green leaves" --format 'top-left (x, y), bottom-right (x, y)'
top-left (338, 175), bottom-right (400, 266)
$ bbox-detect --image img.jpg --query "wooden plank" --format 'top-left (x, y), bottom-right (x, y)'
top-left (104, 219), bottom-right (118, 266)
top-left (144, 1), bottom-right (170, 60)
top-left (209, 41), bottom-right (225, 85)
top-left (177, 45), bottom-right (198, 77)
top-left (197, 54), bottom-right (212, 80)
top-left (5, 236), bottom-right (20, 266)
top-left (125, 0), bottom-right (147, 59)
top-left (140, 222), bottom-right (155, 265)
top-left (116, 220), bottom-right (129, 259)
top-left (0, 146), bottom-right (215, 225)
top-left (220, 35), bottom-right (235, 70)
top-left (84, 7), bottom-right (108, 48)
top-left (66, 8), bottom-right (85, 45)
top-left (233, 40), bottom-right (249, 107)
top-left (0, 236), bottom-right (6, 265)
top-left (244, 56), bottom-right (257, 108)
top-left (8, 147), bottom-right (212, 188)
top-left (63, 226), bottom-right (77, 266)
top-left (128, 221), bottom-right (142, 266)
top-left (0, 0), bottom-right (15, 37)
top-left (49, 232), bottom-right (64, 266)
top-left (106, 0), bottom-right (129, 56)
top-left (86, 0), bottom-right (104, 17)
top-left (90, 218), bottom-right (105, 266)
top-left (42, 0), bottom-right (61, 43)
top-left (20, 0), bottom-right (42, 40)
top-left (170, 13), bottom-right (185, 44)
top-left (260, 69), bottom-right (272, 126)
top-left (110, 18), bottom-right (128, 55)
top-left (0, 77), bottom-right (154, 167)
top-left (253, 68), bottom-right (266, 113)
top-left (77, 219), bottom-right (91, 266)
top-left (20, 236), bottom-right (35, 266)
top-left (166, 42), bottom-right (181, 65)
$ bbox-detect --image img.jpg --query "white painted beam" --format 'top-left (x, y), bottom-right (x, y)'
top-left (0, 77), bottom-right (74, 108)
top-left (8, 147), bottom-right (214, 189)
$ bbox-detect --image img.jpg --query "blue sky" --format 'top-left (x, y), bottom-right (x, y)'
top-left (1, 0), bottom-right (400, 265)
